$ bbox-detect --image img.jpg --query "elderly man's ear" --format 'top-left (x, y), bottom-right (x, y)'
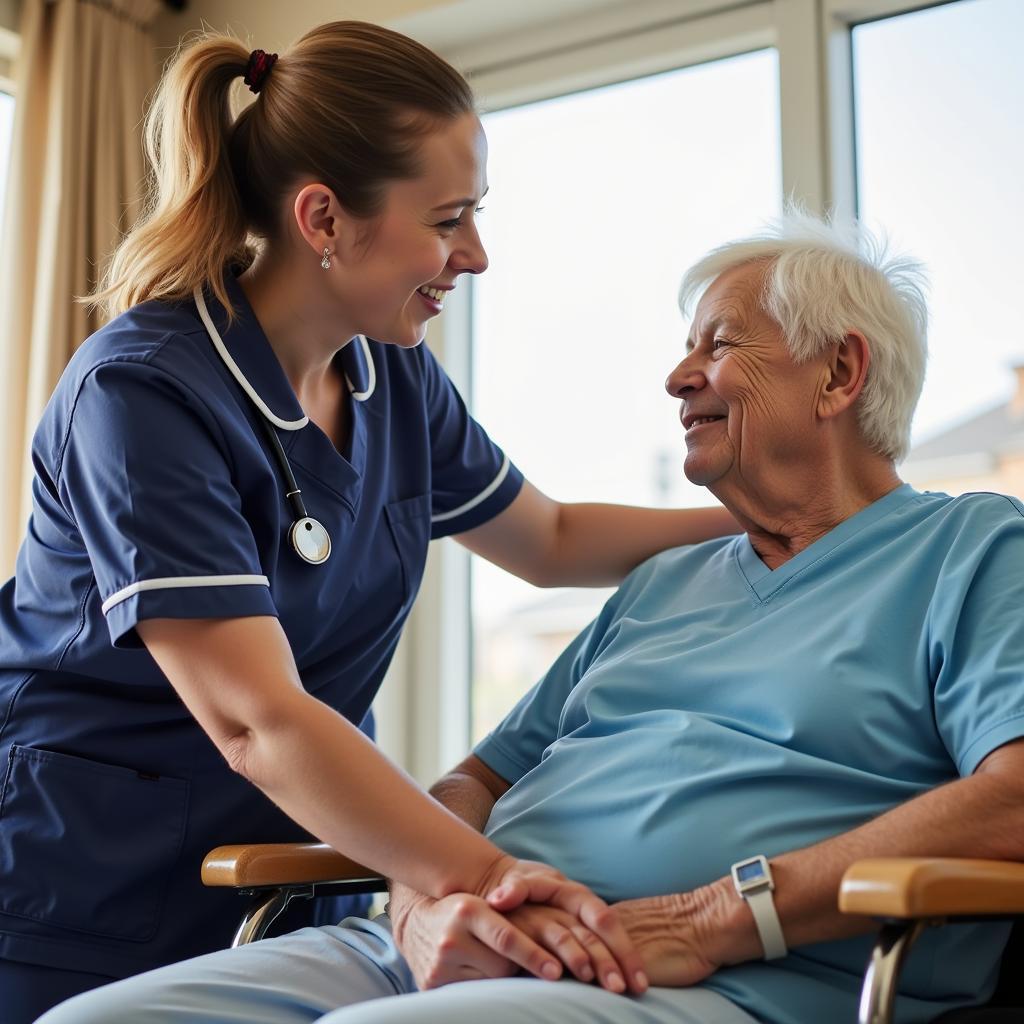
top-left (818, 331), bottom-right (871, 421)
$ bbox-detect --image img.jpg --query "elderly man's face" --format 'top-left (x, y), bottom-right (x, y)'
top-left (666, 262), bottom-right (828, 494)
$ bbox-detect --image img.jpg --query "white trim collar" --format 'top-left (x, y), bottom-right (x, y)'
top-left (194, 287), bottom-right (378, 428)
top-left (194, 287), bottom-right (308, 431)
top-left (346, 335), bottom-right (377, 402)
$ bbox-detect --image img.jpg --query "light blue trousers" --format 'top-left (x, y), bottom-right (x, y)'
top-left (38, 916), bottom-right (759, 1024)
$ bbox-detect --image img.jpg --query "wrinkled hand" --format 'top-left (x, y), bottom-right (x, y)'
top-left (477, 855), bottom-right (648, 994)
top-left (389, 886), bottom-right (560, 990)
top-left (613, 892), bottom-right (722, 988)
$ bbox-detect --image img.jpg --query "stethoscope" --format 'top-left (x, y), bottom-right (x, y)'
top-left (194, 286), bottom-right (376, 567)
top-left (253, 412), bottom-right (333, 565)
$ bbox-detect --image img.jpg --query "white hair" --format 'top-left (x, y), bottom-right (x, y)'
top-left (678, 209), bottom-right (929, 462)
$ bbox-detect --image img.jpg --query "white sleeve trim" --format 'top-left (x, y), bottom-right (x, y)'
top-left (101, 574), bottom-right (271, 614)
top-left (431, 455), bottom-right (512, 524)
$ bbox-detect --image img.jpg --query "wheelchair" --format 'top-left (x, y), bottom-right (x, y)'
top-left (203, 844), bottom-right (1024, 1024)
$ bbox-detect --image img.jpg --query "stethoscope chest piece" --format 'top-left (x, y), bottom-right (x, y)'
top-left (290, 516), bottom-right (332, 565)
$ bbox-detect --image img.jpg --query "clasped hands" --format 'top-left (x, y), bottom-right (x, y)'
top-left (389, 855), bottom-right (725, 995)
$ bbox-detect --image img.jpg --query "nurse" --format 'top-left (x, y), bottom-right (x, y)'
top-left (0, 20), bottom-right (734, 1023)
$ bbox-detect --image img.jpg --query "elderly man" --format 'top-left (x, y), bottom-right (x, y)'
top-left (42, 213), bottom-right (1024, 1024)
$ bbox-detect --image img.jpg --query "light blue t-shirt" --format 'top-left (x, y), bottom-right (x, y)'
top-left (474, 485), bottom-right (1024, 1024)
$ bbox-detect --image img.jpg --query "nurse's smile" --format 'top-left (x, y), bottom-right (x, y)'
top-left (416, 283), bottom-right (452, 314)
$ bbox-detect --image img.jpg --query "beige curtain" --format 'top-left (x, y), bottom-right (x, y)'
top-left (0, 0), bottom-right (161, 575)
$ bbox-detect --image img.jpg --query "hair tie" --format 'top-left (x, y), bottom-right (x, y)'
top-left (244, 49), bottom-right (278, 95)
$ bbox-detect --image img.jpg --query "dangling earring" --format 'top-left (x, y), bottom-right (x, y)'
top-left (321, 247), bottom-right (332, 270)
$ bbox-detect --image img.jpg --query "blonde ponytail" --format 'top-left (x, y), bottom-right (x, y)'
top-left (91, 22), bottom-right (475, 320)
top-left (92, 36), bottom-right (253, 319)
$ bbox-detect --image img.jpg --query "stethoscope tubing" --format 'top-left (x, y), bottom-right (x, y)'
top-left (256, 412), bottom-right (308, 523)
top-left (192, 286), bottom-right (332, 566)
top-left (254, 408), bottom-right (333, 566)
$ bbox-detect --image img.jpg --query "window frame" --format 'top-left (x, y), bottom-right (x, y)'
top-left (819, 0), bottom-right (964, 220)
top-left (390, 0), bottom-right (972, 782)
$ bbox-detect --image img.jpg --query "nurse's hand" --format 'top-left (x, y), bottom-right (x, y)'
top-left (389, 886), bottom-right (640, 992)
top-left (389, 888), bottom-right (551, 989)
top-left (501, 903), bottom-right (639, 993)
top-left (478, 855), bottom-right (648, 994)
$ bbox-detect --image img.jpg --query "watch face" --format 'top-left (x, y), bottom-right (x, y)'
top-left (737, 861), bottom-right (767, 883)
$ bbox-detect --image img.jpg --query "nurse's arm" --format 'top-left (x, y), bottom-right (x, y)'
top-left (456, 480), bottom-right (737, 587)
top-left (136, 615), bottom-right (643, 986)
top-left (138, 615), bottom-right (507, 894)
top-left (609, 737), bottom-right (1024, 987)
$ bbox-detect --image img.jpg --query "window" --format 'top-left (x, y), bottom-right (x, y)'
top-left (853, 0), bottom-right (1024, 497)
top-left (373, 0), bottom-right (1021, 780)
top-left (470, 50), bottom-right (782, 740)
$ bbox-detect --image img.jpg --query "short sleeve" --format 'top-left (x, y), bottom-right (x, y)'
top-left (418, 345), bottom-right (524, 538)
top-left (56, 359), bottom-right (276, 647)
top-left (931, 497), bottom-right (1024, 775)
top-left (473, 587), bottom-right (627, 783)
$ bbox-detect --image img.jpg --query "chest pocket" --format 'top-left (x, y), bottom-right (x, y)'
top-left (0, 744), bottom-right (189, 941)
top-left (385, 494), bottom-right (431, 612)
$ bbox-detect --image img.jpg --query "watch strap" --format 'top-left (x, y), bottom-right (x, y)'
top-left (745, 887), bottom-right (787, 959)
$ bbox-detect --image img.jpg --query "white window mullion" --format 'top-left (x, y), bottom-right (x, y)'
top-left (820, 0), bottom-right (859, 218)
top-left (820, 1), bottom-right (962, 218)
top-left (775, 0), bottom-right (830, 213)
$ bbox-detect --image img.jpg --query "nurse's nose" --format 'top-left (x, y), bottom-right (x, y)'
top-left (450, 221), bottom-right (489, 276)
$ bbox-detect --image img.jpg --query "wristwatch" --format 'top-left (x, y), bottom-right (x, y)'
top-left (730, 855), bottom-right (787, 960)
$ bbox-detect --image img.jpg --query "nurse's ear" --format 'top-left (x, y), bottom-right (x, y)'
top-left (292, 183), bottom-right (364, 269)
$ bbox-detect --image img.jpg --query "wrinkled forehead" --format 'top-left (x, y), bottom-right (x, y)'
top-left (685, 262), bottom-right (769, 351)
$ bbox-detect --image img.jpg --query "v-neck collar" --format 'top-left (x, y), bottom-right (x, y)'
top-left (192, 274), bottom-right (377, 432)
top-left (192, 273), bottom-right (379, 509)
top-left (734, 483), bottom-right (917, 603)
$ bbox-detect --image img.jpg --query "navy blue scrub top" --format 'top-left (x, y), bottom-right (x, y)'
top-left (0, 272), bottom-right (523, 979)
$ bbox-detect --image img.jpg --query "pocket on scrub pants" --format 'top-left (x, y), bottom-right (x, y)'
top-left (0, 744), bottom-right (190, 942)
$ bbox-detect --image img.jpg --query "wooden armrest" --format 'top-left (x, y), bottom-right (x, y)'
top-left (839, 857), bottom-right (1024, 919)
top-left (202, 843), bottom-right (381, 889)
